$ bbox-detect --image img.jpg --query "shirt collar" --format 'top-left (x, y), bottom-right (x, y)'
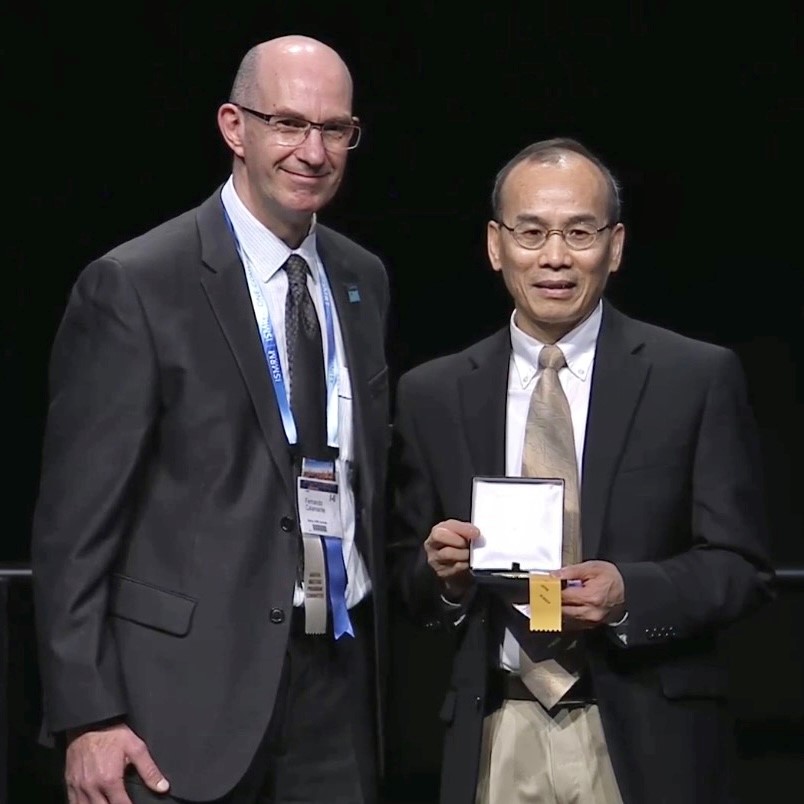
top-left (220, 175), bottom-right (319, 284)
top-left (509, 301), bottom-right (602, 389)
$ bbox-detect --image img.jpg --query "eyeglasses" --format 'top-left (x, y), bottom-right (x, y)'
top-left (494, 220), bottom-right (615, 250)
top-left (236, 105), bottom-right (362, 151)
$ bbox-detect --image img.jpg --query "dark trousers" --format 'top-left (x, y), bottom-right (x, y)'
top-left (126, 598), bottom-right (376, 804)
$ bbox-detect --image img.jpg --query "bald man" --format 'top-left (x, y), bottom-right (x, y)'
top-left (32, 36), bottom-right (390, 804)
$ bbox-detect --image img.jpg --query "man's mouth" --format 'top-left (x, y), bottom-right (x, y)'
top-left (283, 168), bottom-right (328, 181)
top-left (533, 279), bottom-right (577, 298)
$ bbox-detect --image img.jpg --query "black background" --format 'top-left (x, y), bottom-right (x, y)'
top-left (4, 3), bottom-right (802, 801)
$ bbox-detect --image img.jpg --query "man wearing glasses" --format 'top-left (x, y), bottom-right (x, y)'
top-left (389, 138), bottom-right (771, 803)
top-left (32, 36), bottom-right (390, 804)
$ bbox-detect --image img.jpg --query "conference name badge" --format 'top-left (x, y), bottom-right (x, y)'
top-left (298, 476), bottom-right (341, 539)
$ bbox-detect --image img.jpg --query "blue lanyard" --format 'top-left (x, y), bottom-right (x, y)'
top-left (223, 210), bottom-right (339, 448)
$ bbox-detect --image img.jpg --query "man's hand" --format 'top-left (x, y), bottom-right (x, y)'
top-left (554, 560), bottom-right (626, 630)
top-left (424, 519), bottom-right (479, 601)
top-left (65, 722), bottom-right (169, 804)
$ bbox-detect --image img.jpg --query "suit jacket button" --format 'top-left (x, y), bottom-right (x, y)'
top-left (269, 608), bottom-right (285, 624)
top-left (280, 516), bottom-right (295, 532)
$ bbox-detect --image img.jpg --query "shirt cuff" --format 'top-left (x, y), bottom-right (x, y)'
top-left (440, 594), bottom-right (463, 609)
top-left (608, 610), bottom-right (629, 627)
top-left (440, 590), bottom-right (474, 627)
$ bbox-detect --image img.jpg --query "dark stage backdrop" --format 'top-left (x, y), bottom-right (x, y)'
top-left (4, 3), bottom-right (802, 801)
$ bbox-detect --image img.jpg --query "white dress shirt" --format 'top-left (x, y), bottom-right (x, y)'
top-left (500, 302), bottom-right (602, 671)
top-left (220, 176), bottom-right (371, 608)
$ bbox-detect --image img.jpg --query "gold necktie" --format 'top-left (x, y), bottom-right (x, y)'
top-left (518, 344), bottom-right (582, 708)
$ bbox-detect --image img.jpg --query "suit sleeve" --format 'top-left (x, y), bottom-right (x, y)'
top-left (31, 257), bottom-right (159, 733)
top-left (616, 349), bottom-right (774, 648)
top-left (387, 374), bottom-right (452, 627)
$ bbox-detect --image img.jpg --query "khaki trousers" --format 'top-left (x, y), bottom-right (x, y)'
top-left (475, 701), bottom-right (623, 804)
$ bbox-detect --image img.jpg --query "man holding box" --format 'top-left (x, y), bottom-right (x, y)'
top-left (388, 138), bottom-right (772, 804)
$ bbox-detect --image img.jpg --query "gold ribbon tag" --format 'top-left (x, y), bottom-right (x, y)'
top-left (529, 574), bottom-right (562, 631)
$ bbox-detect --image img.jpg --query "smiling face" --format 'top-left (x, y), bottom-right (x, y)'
top-left (218, 38), bottom-right (354, 247)
top-left (487, 152), bottom-right (625, 343)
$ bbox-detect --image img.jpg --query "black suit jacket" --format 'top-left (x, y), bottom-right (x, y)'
top-left (390, 302), bottom-right (772, 804)
top-left (31, 189), bottom-right (391, 800)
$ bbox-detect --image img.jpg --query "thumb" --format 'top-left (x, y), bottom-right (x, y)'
top-left (130, 744), bottom-right (170, 794)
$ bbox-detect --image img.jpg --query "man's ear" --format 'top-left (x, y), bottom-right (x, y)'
top-left (487, 220), bottom-right (503, 273)
top-left (217, 103), bottom-right (246, 158)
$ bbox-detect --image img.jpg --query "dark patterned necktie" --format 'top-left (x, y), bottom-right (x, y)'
top-left (284, 254), bottom-right (327, 457)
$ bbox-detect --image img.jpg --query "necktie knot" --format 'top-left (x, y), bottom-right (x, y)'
top-left (539, 344), bottom-right (567, 371)
top-left (284, 254), bottom-right (310, 299)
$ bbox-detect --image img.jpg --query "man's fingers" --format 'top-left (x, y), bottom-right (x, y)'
top-left (561, 585), bottom-right (593, 605)
top-left (104, 780), bottom-right (135, 804)
top-left (425, 520), bottom-right (476, 586)
top-left (427, 530), bottom-right (465, 549)
top-left (439, 561), bottom-right (470, 577)
top-left (555, 561), bottom-right (596, 581)
top-left (436, 545), bottom-right (470, 564)
top-left (63, 724), bottom-right (160, 804)
top-left (561, 607), bottom-right (597, 629)
top-left (129, 744), bottom-right (170, 795)
top-left (562, 604), bottom-right (607, 625)
top-left (441, 519), bottom-right (480, 540)
top-left (429, 520), bottom-right (479, 546)
top-left (426, 542), bottom-right (470, 575)
top-left (81, 788), bottom-right (108, 804)
top-left (65, 762), bottom-right (115, 804)
top-left (66, 787), bottom-right (90, 804)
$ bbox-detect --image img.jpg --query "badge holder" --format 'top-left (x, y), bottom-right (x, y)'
top-left (296, 457), bottom-right (341, 635)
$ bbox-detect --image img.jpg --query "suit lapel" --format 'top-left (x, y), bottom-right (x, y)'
top-left (581, 303), bottom-right (649, 559)
top-left (196, 191), bottom-right (295, 502)
top-left (458, 329), bottom-right (510, 477)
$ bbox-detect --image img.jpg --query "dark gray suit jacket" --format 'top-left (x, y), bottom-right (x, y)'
top-left (32, 188), bottom-right (391, 800)
top-left (390, 302), bottom-right (772, 804)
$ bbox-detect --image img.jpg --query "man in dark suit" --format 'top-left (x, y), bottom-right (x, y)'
top-left (389, 138), bottom-right (772, 803)
top-left (32, 35), bottom-right (390, 804)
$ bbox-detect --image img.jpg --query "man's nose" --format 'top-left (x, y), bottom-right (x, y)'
top-left (295, 126), bottom-right (327, 165)
top-left (538, 231), bottom-right (572, 268)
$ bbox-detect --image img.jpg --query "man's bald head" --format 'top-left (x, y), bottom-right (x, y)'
top-left (229, 36), bottom-right (353, 108)
top-left (217, 35), bottom-right (357, 246)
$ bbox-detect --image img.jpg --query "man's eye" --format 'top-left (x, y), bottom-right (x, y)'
top-left (274, 118), bottom-right (308, 130)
